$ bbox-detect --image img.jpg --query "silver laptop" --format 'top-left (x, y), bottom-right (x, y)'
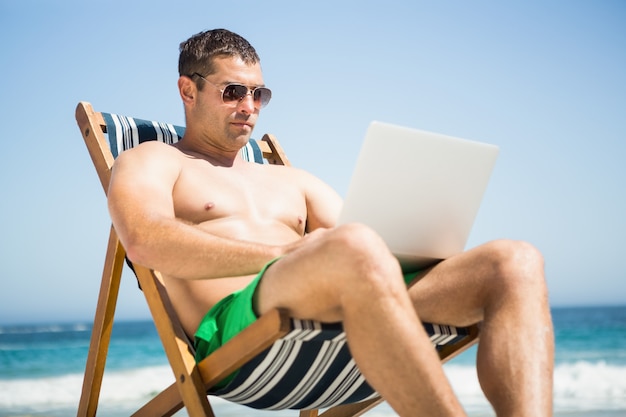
top-left (337, 121), bottom-right (499, 270)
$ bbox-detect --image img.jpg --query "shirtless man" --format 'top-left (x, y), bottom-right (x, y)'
top-left (108, 29), bottom-right (554, 416)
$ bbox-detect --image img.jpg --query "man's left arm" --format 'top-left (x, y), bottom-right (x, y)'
top-left (299, 169), bottom-right (343, 232)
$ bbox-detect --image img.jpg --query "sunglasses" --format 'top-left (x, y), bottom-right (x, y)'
top-left (192, 73), bottom-right (272, 108)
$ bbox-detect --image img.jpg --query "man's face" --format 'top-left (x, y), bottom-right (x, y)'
top-left (191, 56), bottom-right (266, 151)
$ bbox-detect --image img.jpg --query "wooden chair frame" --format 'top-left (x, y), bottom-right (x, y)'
top-left (75, 101), bottom-right (479, 417)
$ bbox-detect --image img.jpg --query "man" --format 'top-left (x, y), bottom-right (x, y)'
top-left (108, 29), bottom-right (554, 416)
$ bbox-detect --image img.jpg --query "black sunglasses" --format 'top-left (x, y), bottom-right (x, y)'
top-left (192, 73), bottom-right (272, 108)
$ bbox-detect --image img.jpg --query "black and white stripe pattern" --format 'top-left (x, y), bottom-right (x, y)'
top-left (102, 112), bottom-right (262, 162)
top-left (211, 319), bottom-right (471, 410)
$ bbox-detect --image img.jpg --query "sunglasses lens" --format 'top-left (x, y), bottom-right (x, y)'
top-left (254, 88), bottom-right (272, 108)
top-left (222, 85), bottom-right (249, 102)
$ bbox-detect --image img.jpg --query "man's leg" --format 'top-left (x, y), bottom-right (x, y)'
top-left (255, 223), bottom-right (466, 416)
top-left (409, 239), bottom-right (554, 417)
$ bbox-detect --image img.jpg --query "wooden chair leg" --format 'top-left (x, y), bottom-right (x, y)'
top-left (77, 226), bottom-right (126, 417)
top-left (133, 308), bottom-right (291, 416)
top-left (133, 264), bottom-right (215, 417)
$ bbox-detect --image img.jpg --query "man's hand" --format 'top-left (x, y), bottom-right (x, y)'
top-left (280, 228), bottom-right (331, 256)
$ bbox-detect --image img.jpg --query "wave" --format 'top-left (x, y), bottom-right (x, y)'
top-left (0, 323), bottom-right (90, 335)
top-left (0, 365), bottom-right (172, 414)
top-left (445, 361), bottom-right (626, 412)
top-left (0, 362), bottom-right (625, 413)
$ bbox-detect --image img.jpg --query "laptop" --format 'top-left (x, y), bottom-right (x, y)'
top-left (336, 121), bottom-right (499, 270)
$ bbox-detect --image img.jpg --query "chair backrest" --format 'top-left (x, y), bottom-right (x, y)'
top-left (101, 112), bottom-right (263, 162)
top-left (75, 101), bottom-right (289, 196)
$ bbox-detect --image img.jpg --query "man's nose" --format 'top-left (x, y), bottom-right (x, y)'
top-left (237, 93), bottom-right (257, 113)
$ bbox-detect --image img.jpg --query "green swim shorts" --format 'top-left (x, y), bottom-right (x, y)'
top-left (193, 258), bottom-right (423, 389)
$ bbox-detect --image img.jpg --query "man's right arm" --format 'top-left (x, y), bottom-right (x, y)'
top-left (107, 142), bottom-right (282, 280)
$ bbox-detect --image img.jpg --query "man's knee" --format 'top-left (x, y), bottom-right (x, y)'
top-left (326, 223), bottom-right (403, 292)
top-left (329, 223), bottom-right (394, 262)
top-left (484, 239), bottom-right (547, 295)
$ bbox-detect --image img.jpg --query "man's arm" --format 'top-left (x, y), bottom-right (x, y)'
top-left (298, 169), bottom-right (343, 232)
top-left (107, 141), bottom-right (282, 280)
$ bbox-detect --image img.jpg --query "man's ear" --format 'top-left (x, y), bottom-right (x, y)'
top-left (178, 76), bottom-right (196, 105)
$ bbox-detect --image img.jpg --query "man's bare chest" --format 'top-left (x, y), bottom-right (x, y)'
top-left (172, 162), bottom-right (306, 228)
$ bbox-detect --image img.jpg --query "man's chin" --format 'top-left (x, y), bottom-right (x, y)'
top-left (229, 132), bottom-right (254, 148)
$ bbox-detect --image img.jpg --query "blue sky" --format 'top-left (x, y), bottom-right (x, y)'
top-left (1, 1), bottom-right (624, 324)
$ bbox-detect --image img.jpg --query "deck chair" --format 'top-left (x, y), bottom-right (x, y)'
top-left (75, 101), bottom-right (480, 417)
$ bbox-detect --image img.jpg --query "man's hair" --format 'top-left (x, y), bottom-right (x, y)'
top-left (178, 29), bottom-right (260, 89)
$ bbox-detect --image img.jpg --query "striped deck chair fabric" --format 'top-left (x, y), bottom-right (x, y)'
top-left (100, 111), bottom-right (476, 411)
top-left (212, 320), bottom-right (471, 410)
top-left (102, 112), bottom-right (261, 161)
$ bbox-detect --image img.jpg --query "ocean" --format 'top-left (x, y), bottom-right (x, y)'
top-left (1, 305), bottom-right (625, 417)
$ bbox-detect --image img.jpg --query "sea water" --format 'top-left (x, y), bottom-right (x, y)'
top-left (1, 305), bottom-right (625, 417)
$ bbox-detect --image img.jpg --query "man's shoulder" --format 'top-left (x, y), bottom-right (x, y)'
top-left (257, 163), bottom-right (327, 190)
top-left (254, 160), bottom-right (304, 176)
top-left (115, 140), bottom-right (181, 165)
top-left (112, 141), bottom-right (183, 182)
top-left (123, 140), bottom-right (179, 156)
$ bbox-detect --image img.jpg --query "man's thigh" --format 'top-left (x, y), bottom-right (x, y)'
top-left (406, 242), bottom-right (503, 327)
top-left (253, 242), bottom-right (353, 323)
top-left (253, 226), bottom-right (404, 322)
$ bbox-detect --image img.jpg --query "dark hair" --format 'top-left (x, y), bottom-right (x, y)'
top-left (178, 29), bottom-right (260, 88)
